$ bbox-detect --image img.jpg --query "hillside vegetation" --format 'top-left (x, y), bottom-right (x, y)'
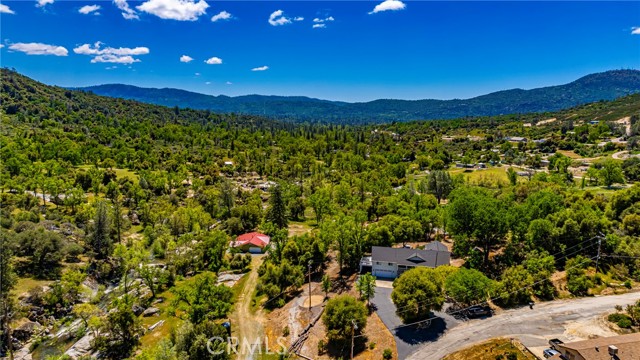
top-left (79, 69), bottom-right (640, 123)
top-left (2, 68), bottom-right (640, 360)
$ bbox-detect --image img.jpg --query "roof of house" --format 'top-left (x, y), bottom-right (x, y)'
top-left (557, 333), bottom-right (640, 360)
top-left (371, 246), bottom-right (450, 268)
top-left (424, 241), bottom-right (449, 252)
top-left (230, 232), bottom-right (270, 248)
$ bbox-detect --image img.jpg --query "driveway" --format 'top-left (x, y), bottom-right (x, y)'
top-left (406, 291), bottom-right (640, 360)
top-left (371, 287), bottom-right (461, 360)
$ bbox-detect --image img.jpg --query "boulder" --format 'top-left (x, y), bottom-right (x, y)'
top-left (132, 304), bottom-right (145, 316)
top-left (13, 321), bottom-right (41, 341)
top-left (142, 307), bottom-right (160, 317)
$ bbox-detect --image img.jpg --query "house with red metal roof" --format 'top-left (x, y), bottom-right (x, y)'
top-left (229, 232), bottom-right (271, 253)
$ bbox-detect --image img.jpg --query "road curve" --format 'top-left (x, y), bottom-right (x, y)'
top-left (406, 291), bottom-right (640, 360)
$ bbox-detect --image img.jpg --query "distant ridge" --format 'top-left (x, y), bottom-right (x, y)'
top-left (78, 69), bottom-right (640, 124)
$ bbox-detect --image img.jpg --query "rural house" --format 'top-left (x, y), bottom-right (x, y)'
top-left (229, 232), bottom-right (271, 253)
top-left (361, 243), bottom-right (451, 279)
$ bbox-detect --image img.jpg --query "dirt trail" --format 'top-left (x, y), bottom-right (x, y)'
top-left (230, 254), bottom-right (265, 360)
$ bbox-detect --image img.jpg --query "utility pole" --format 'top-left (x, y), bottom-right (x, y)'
top-left (350, 319), bottom-right (357, 360)
top-left (308, 260), bottom-right (313, 315)
top-left (595, 234), bottom-right (604, 275)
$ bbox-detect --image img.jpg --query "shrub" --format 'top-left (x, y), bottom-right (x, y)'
top-left (608, 313), bottom-right (633, 328)
top-left (383, 348), bottom-right (393, 360)
top-left (317, 339), bottom-right (326, 355)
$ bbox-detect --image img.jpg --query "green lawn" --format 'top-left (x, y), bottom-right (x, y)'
top-left (76, 165), bottom-right (139, 181)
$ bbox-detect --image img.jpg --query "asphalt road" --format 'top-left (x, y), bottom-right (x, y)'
top-left (372, 287), bottom-right (462, 360)
top-left (405, 291), bottom-right (640, 360)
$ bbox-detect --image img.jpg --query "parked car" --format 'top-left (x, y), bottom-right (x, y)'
top-left (548, 338), bottom-right (564, 350)
top-left (465, 305), bottom-right (491, 318)
top-left (543, 348), bottom-right (560, 358)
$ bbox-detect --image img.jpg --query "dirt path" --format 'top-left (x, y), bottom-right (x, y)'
top-left (230, 254), bottom-right (265, 360)
top-left (406, 291), bottom-right (640, 360)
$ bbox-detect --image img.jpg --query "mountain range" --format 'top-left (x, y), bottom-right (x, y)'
top-left (77, 69), bottom-right (640, 123)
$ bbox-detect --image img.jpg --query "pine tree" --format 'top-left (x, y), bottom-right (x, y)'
top-left (266, 184), bottom-right (288, 229)
top-left (90, 201), bottom-right (113, 259)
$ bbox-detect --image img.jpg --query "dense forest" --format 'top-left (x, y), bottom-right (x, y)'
top-left (80, 69), bottom-right (640, 123)
top-left (2, 68), bottom-right (640, 360)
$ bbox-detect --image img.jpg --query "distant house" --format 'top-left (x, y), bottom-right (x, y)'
top-left (224, 161), bottom-right (234, 166)
top-left (365, 243), bottom-right (450, 279)
top-left (229, 232), bottom-right (270, 253)
top-left (549, 333), bottom-right (640, 360)
top-left (505, 136), bottom-right (527, 143)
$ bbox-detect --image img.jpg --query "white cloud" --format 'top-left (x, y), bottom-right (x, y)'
top-left (180, 55), bottom-right (194, 62)
top-left (0, 4), bottom-right (15, 14)
top-left (105, 66), bottom-right (118, 70)
top-left (268, 10), bottom-right (290, 26)
top-left (632, 27), bottom-right (640, 35)
top-left (137, 0), bottom-right (209, 21)
top-left (79, 4), bottom-right (101, 15)
top-left (293, 16), bottom-right (303, 21)
top-left (74, 42), bottom-right (149, 63)
top-left (313, 16), bottom-right (334, 23)
top-left (226, 81), bottom-right (232, 85)
top-left (211, 10), bottom-right (231, 22)
top-left (0, 44), bottom-right (5, 49)
top-left (205, 56), bottom-right (222, 65)
top-left (312, 24), bottom-right (326, 29)
top-left (9, 42), bottom-right (68, 56)
top-left (251, 65), bottom-right (269, 71)
top-left (92, 55), bottom-right (139, 64)
top-left (195, 72), bottom-right (200, 76)
top-left (36, 0), bottom-right (54, 8)
top-left (114, 0), bottom-right (139, 19)
top-left (369, 0), bottom-right (406, 14)
top-left (205, 81), bottom-right (211, 85)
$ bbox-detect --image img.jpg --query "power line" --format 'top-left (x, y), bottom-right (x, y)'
top-left (374, 239), bottom-right (599, 318)
top-left (355, 255), bottom-right (598, 339)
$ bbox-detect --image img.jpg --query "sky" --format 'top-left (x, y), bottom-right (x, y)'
top-left (1, 0), bottom-right (639, 102)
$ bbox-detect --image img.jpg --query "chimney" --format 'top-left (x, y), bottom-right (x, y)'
top-left (608, 345), bottom-right (618, 357)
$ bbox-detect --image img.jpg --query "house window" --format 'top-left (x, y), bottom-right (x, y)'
top-left (388, 262), bottom-right (393, 266)
top-left (376, 262), bottom-right (380, 265)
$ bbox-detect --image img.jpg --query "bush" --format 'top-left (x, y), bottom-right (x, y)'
top-left (608, 313), bottom-right (633, 328)
top-left (383, 348), bottom-right (393, 360)
top-left (317, 339), bottom-right (326, 355)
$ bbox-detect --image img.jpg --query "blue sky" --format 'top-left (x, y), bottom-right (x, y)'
top-left (1, 0), bottom-right (639, 102)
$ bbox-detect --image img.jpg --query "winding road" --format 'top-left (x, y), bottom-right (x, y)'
top-left (406, 291), bottom-right (640, 360)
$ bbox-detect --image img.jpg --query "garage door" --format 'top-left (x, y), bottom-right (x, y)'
top-left (249, 247), bottom-right (262, 253)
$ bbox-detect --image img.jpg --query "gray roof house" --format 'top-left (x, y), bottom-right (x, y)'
top-left (368, 244), bottom-right (451, 279)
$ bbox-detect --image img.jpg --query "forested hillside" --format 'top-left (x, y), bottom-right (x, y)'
top-left (80, 69), bottom-right (640, 123)
top-left (2, 68), bottom-right (640, 360)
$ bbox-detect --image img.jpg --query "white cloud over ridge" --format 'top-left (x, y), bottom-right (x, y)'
top-left (180, 55), bottom-right (194, 62)
top-left (137, 0), bottom-right (209, 21)
top-left (79, 4), bottom-right (101, 15)
top-left (0, 4), bottom-right (15, 14)
top-left (9, 42), bottom-right (68, 56)
top-left (205, 56), bottom-right (222, 64)
top-left (369, 0), bottom-right (406, 14)
top-left (251, 65), bottom-right (269, 71)
top-left (74, 42), bottom-right (149, 64)
top-left (114, 0), bottom-right (139, 19)
top-left (211, 10), bottom-right (231, 22)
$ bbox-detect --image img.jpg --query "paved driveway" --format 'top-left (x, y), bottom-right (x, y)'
top-left (371, 287), bottom-right (461, 360)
